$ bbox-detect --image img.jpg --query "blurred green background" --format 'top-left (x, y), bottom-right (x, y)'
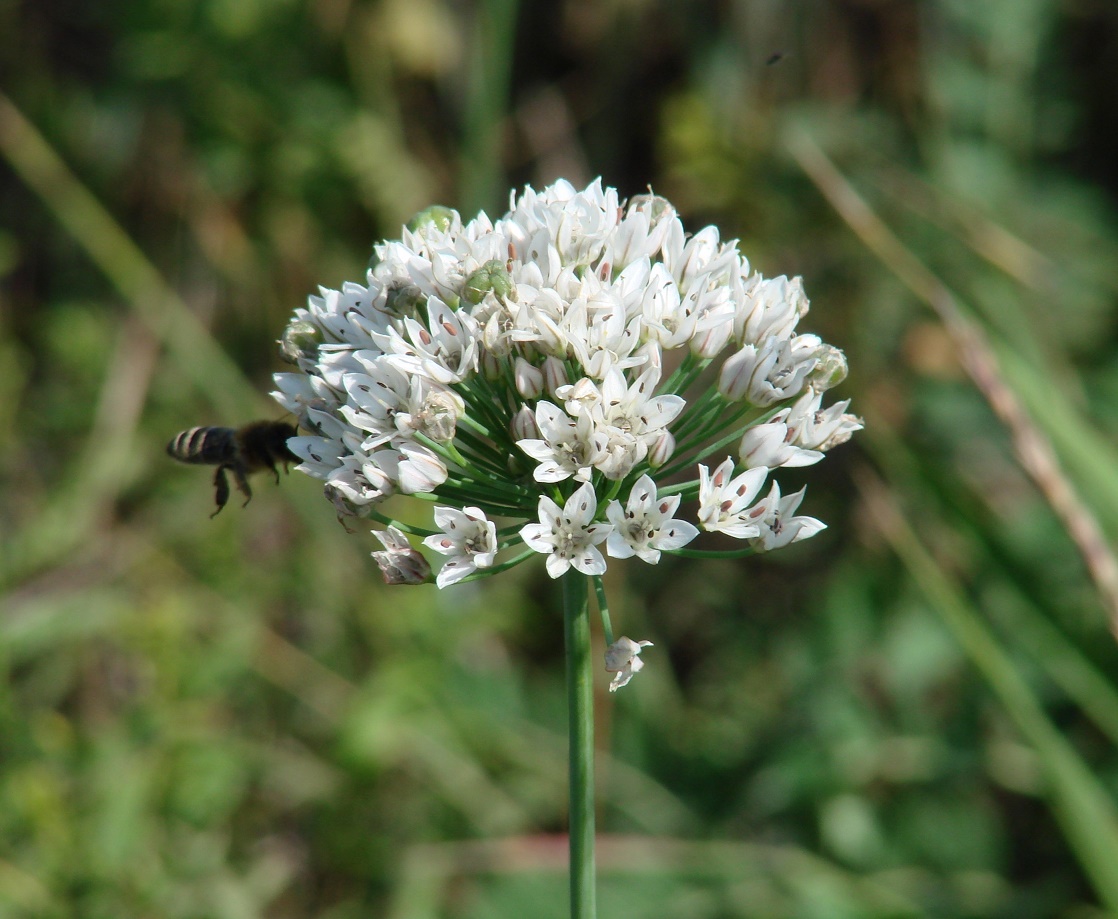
top-left (4, 0), bottom-right (1118, 916)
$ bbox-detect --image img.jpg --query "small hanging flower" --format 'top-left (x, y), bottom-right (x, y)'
top-left (605, 637), bottom-right (654, 692)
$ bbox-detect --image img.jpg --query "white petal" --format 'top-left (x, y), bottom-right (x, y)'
top-left (571, 545), bottom-right (607, 576)
top-left (606, 531), bottom-right (636, 559)
top-left (436, 557), bottom-right (476, 588)
top-left (520, 523), bottom-right (554, 553)
top-left (545, 552), bottom-right (572, 578)
top-left (536, 495), bottom-right (564, 527)
top-left (563, 481), bottom-right (599, 526)
top-left (653, 520), bottom-right (699, 550)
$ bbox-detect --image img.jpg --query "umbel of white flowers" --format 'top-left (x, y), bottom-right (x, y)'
top-left (273, 179), bottom-right (861, 683)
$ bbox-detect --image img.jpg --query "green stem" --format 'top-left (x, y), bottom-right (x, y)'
top-left (451, 547), bottom-right (536, 582)
top-left (592, 576), bottom-right (614, 646)
top-left (562, 570), bottom-right (596, 919)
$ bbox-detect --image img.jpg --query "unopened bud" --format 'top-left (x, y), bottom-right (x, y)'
top-left (648, 430), bottom-right (675, 468)
top-left (278, 321), bottom-right (322, 364)
top-left (462, 259), bottom-right (516, 304)
top-left (372, 526), bottom-right (433, 585)
top-left (481, 349), bottom-right (502, 381)
top-left (416, 391), bottom-right (462, 442)
top-left (627, 193), bottom-right (674, 224)
top-left (542, 356), bottom-right (570, 396)
top-left (406, 205), bottom-right (457, 235)
top-left (690, 315), bottom-right (734, 359)
top-left (511, 405), bottom-right (539, 442)
top-left (806, 345), bottom-right (848, 392)
top-left (514, 357), bottom-right (544, 399)
top-left (717, 345), bottom-right (757, 402)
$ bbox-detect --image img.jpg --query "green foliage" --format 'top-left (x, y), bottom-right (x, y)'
top-left (3, 0), bottom-right (1118, 915)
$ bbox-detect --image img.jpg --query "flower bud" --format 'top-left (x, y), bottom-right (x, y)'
top-left (462, 259), bottom-right (515, 304)
top-left (406, 205), bottom-right (457, 235)
top-left (542, 355), bottom-right (569, 396)
top-left (514, 357), bottom-right (544, 399)
top-left (481, 349), bottom-right (502, 381)
top-left (511, 404), bottom-right (539, 442)
top-left (806, 345), bottom-right (848, 392)
top-left (717, 345), bottom-right (757, 401)
top-left (627, 193), bottom-right (674, 224)
top-left (690, 302), bottom-right (735, 359)
top-left (278, 321), bottom-right (322, 364)
top-left (416, 391), bottom-right (462, 442)
top-left (372, 526), bottom-right (433, 585)
top-left (397, 445), bottom-right (448, 494)
top-left (648, 430), bottom-right (675, 468)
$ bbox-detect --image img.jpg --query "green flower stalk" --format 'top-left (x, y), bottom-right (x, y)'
top-left (272, 178), bottom-right (862, 918)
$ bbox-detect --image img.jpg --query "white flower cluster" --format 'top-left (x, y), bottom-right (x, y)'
top-left (273, 179), bottom-right (861, 590)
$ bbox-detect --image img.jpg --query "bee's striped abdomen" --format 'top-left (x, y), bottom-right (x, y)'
top-left (166, 426), bottom-right (236, 465)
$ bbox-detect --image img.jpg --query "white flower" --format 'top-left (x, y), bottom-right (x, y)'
top-left (781, 389), bottom-right (864, 453)
top-left (596, 366), bottom-right (684, 453)
top-left (605, 475), bottom-right (698, 563)
top-left (734, 274), bottom-right (809, 345)
top-left (554, 367), bottom-right (683, 481)
top-left (605, 636), bottom-right (653, 692)
top-left (287, 435), bottom-right (346, 479)
top-left (697, 458), bottom-right (768, 538)
top-left (717, 335), bottom-right (818, 406)
top-left (423, 506), bottom-right (498, 588)
top-left (377, 298), bottom-right (481, 384)
top-left (340, 357), bottom-right (423, 448)
top-left (517, 401), bottom-right (608, 483)
top-left (640, 262), bottom-right (698, 350)
top-left (520, 481), bottom-right (612, 578)
top-left (396, 443), bottom-right (448, 494)
top-left (738, 420), bottom-right (823, 470)
top-left (323, 453), bottom-right (399, 507)
top-left (268, 178), bottom-right (858, 589)
top-left (745, 482), bottom-right (827, 552)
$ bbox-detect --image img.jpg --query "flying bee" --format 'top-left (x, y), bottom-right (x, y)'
top-left (166, 420), bottom-right (300, 517)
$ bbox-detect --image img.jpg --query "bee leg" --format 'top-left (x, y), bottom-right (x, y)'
top-left (263, 457), bottom-right (281, 485)
top-left (232, 464), bottom-right (254, 508)
top-left (211, 466), bottom-right (231, 518)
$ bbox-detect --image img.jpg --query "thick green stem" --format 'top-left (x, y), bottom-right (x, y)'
top-left (562, 570), bottom-right (595, 919)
